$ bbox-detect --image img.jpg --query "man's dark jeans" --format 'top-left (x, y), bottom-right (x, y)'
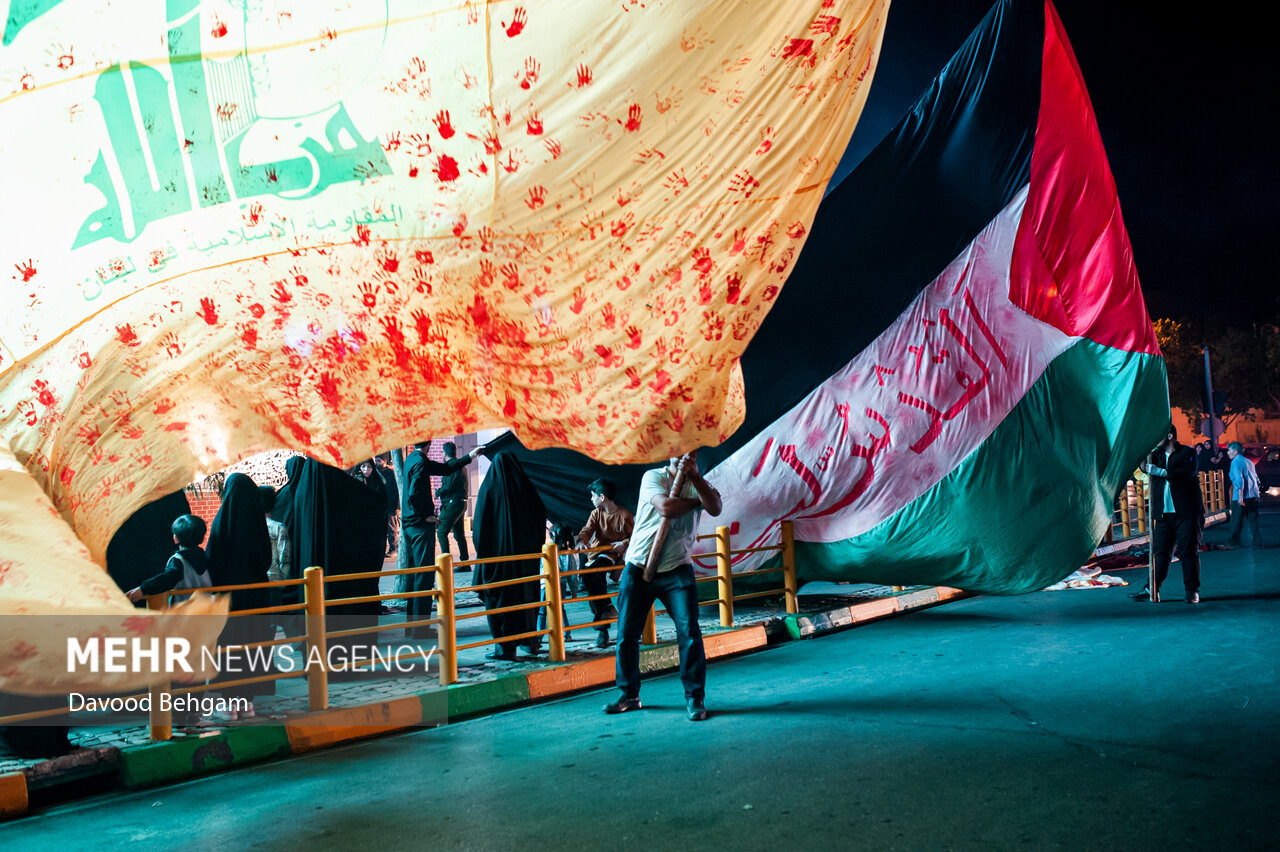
top-left (615, 563), bottom-right (705, 701)
top-left (582, 555), bottom-right (617, 637)
top-left (403, 522), bottom-right (437, 635)
top-left (1152, 511), bottom-right (1201, 594)
top-left (436, 499), bottom-right (469, 560)
top-left (1228, 497), bottom-right (1262, 547)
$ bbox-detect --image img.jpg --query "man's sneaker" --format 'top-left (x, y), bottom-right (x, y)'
top-left (595, 630), bottom-right (610, 649)
top-left (687, 698), bottom-right (707, 721)
top-left (604, 695), bottom-right (641, 714)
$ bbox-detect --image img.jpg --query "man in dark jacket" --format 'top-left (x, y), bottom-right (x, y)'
top-left (377, 455), bottom-right (400, 556)
top-left (435, 442), bottom-right (471, 561)
top-left (1133, 424), bottom-right (1204, 603)
top-left (402, 440), bottom-right (483, 634)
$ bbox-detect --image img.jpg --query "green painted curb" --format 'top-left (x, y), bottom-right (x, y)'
top-left (446, 675), bottom-right (530, 720)
top-left (118, 725), bottom-right (292, 789)
top-left (419, 687), bottom-right (450, 726)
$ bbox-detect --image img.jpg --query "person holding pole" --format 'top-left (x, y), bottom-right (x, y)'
top-left (604, 450), bottom-right (721, 721)
top-left (1131, 424), bottom-right (1204, 604)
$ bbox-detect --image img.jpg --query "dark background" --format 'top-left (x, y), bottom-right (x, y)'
top-left (832, 0), bottom-right (1275, 324)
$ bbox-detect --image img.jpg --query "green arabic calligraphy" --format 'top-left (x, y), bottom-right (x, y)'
top-left (73, 0), bottom-right (390, 250)
top-left (2, 0), bottom-right (67, 46)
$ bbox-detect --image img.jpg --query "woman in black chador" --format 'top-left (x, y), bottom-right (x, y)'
top-left (473, 453), bottom-right (547, 660)
top-left (207, 472), bottom-right (275, 717)
top-left (271, 456), bottom-right (306, 568)
top-left (270, 455), bottom-right (385, 662)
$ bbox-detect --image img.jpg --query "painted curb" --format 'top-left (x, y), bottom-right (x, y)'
top-left (0, 772), bottom-right (27, 820)
top-left (446, 674), bottom-right (530, 720)
top-left (638, 643), bottom-right (680, 674)
top-left (522, 625), bottom-right (769, 701)
top-left (285, 696), bottom-right (424, 753)
top-left (705, 625), bottom-right (768, 659)
top-left (784, 587), bottom-right (969, 639)
top-left (4, 588), bottom-right (967, 818)
top-left (118, 725), bottom-right (292, 789)
top-left (527, 655), bottom-right (614, 700)
top-left (23, 746), bottom-right (118, 791)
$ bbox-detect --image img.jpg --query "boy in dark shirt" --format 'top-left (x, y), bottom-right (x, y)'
top-left (125, 514), bottom-right (212, 603)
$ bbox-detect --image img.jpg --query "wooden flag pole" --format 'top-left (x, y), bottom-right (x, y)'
top-left (1148, 470), bottom-right (1159, 603)
top-left (642, 466), bottom-right (687, 583)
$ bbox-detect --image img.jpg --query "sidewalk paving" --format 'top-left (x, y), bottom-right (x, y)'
top-left (3, 503), bottom-right (1266, 818)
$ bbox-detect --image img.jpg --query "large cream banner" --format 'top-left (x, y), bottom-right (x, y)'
top-left (0, 0), bottom-right (887, 691)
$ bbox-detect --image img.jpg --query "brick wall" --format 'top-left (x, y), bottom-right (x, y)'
top-left (181, 435), bottom-right (478, 548)
top-left (185, 490), bottom-right (221, 547)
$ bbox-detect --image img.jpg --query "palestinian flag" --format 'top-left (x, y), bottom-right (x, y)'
top-left (705, 0), bottom-right (1167, 593)
top-left (493, 0), bottom-right (1168, 595)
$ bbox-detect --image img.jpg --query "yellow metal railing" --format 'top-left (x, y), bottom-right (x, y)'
top-left (643, 524), bottom-right (798, 639)
top-left (1108, 469), bottom-right (1227, 544)
top-left (2, 520), bottom-right (798, 741)
top-left (6, 471), bottom-right (1233, 738)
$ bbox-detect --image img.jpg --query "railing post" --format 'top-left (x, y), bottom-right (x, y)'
top-left (542, 543), bottom-right (566, 663)
top-left (642, 606), bottom-right (656, 645)
top-left (1135, 480), bottom-right (1148, 534)
top-left (1120, 484), bottom-right (1133, 538)
top-left (781, 520), bottom-right (798, 614)
top-left (715, 525), bottom-right (734, 627)
top-left (146, 596), bottom-right (172, 741)
top-left (1217, 470), bottom-right (1226, 511)
top-left (436, 554), bottom-right (457, 685)
top-left (304, 566), bottom-right (329, 711)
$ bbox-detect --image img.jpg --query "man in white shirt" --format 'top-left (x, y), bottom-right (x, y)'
top-left (604, 450), bottom-right (721, 721)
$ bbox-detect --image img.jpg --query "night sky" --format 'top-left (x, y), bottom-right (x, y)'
top-left (832, 0), bottom-right (1275, 323)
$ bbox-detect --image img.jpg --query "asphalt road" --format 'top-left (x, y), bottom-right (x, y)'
top-left (4, 507), bottom-right (1277, 850)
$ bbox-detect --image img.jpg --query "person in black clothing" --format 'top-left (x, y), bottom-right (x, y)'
top-left (353, 458), bottom-right (395, 558)
top-left (207, 472), bottom-right (275, 717)
top-left (472, 453), bottom-right (546, 660)
top-left (353, 459), bottom-right (387, 499)
top-left (1133, 424), bottom-right (1204, 604)
top-left (435, 442), bottom-right (471, 561)
top-left (271, 456), bottom-right (387, 659)
top-left (402, 440), bottom-right (483, 635)
top-left (125, 514), bottom-right (211, 603)
top-left (377, 455), bottom-right (400, 556)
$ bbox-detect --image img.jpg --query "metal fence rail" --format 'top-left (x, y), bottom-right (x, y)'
top-left (1105, 470), bottom-right (1226, 544)
top-left (19, 471), bottom-right (1224, 742)
top-left (0, 521), bottom-right (800, 740)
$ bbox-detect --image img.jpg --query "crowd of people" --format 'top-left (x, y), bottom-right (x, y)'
top-left (6, 422), bottom-right (1267, 750)
top-left (94, 438), bottom-right (725, 724)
